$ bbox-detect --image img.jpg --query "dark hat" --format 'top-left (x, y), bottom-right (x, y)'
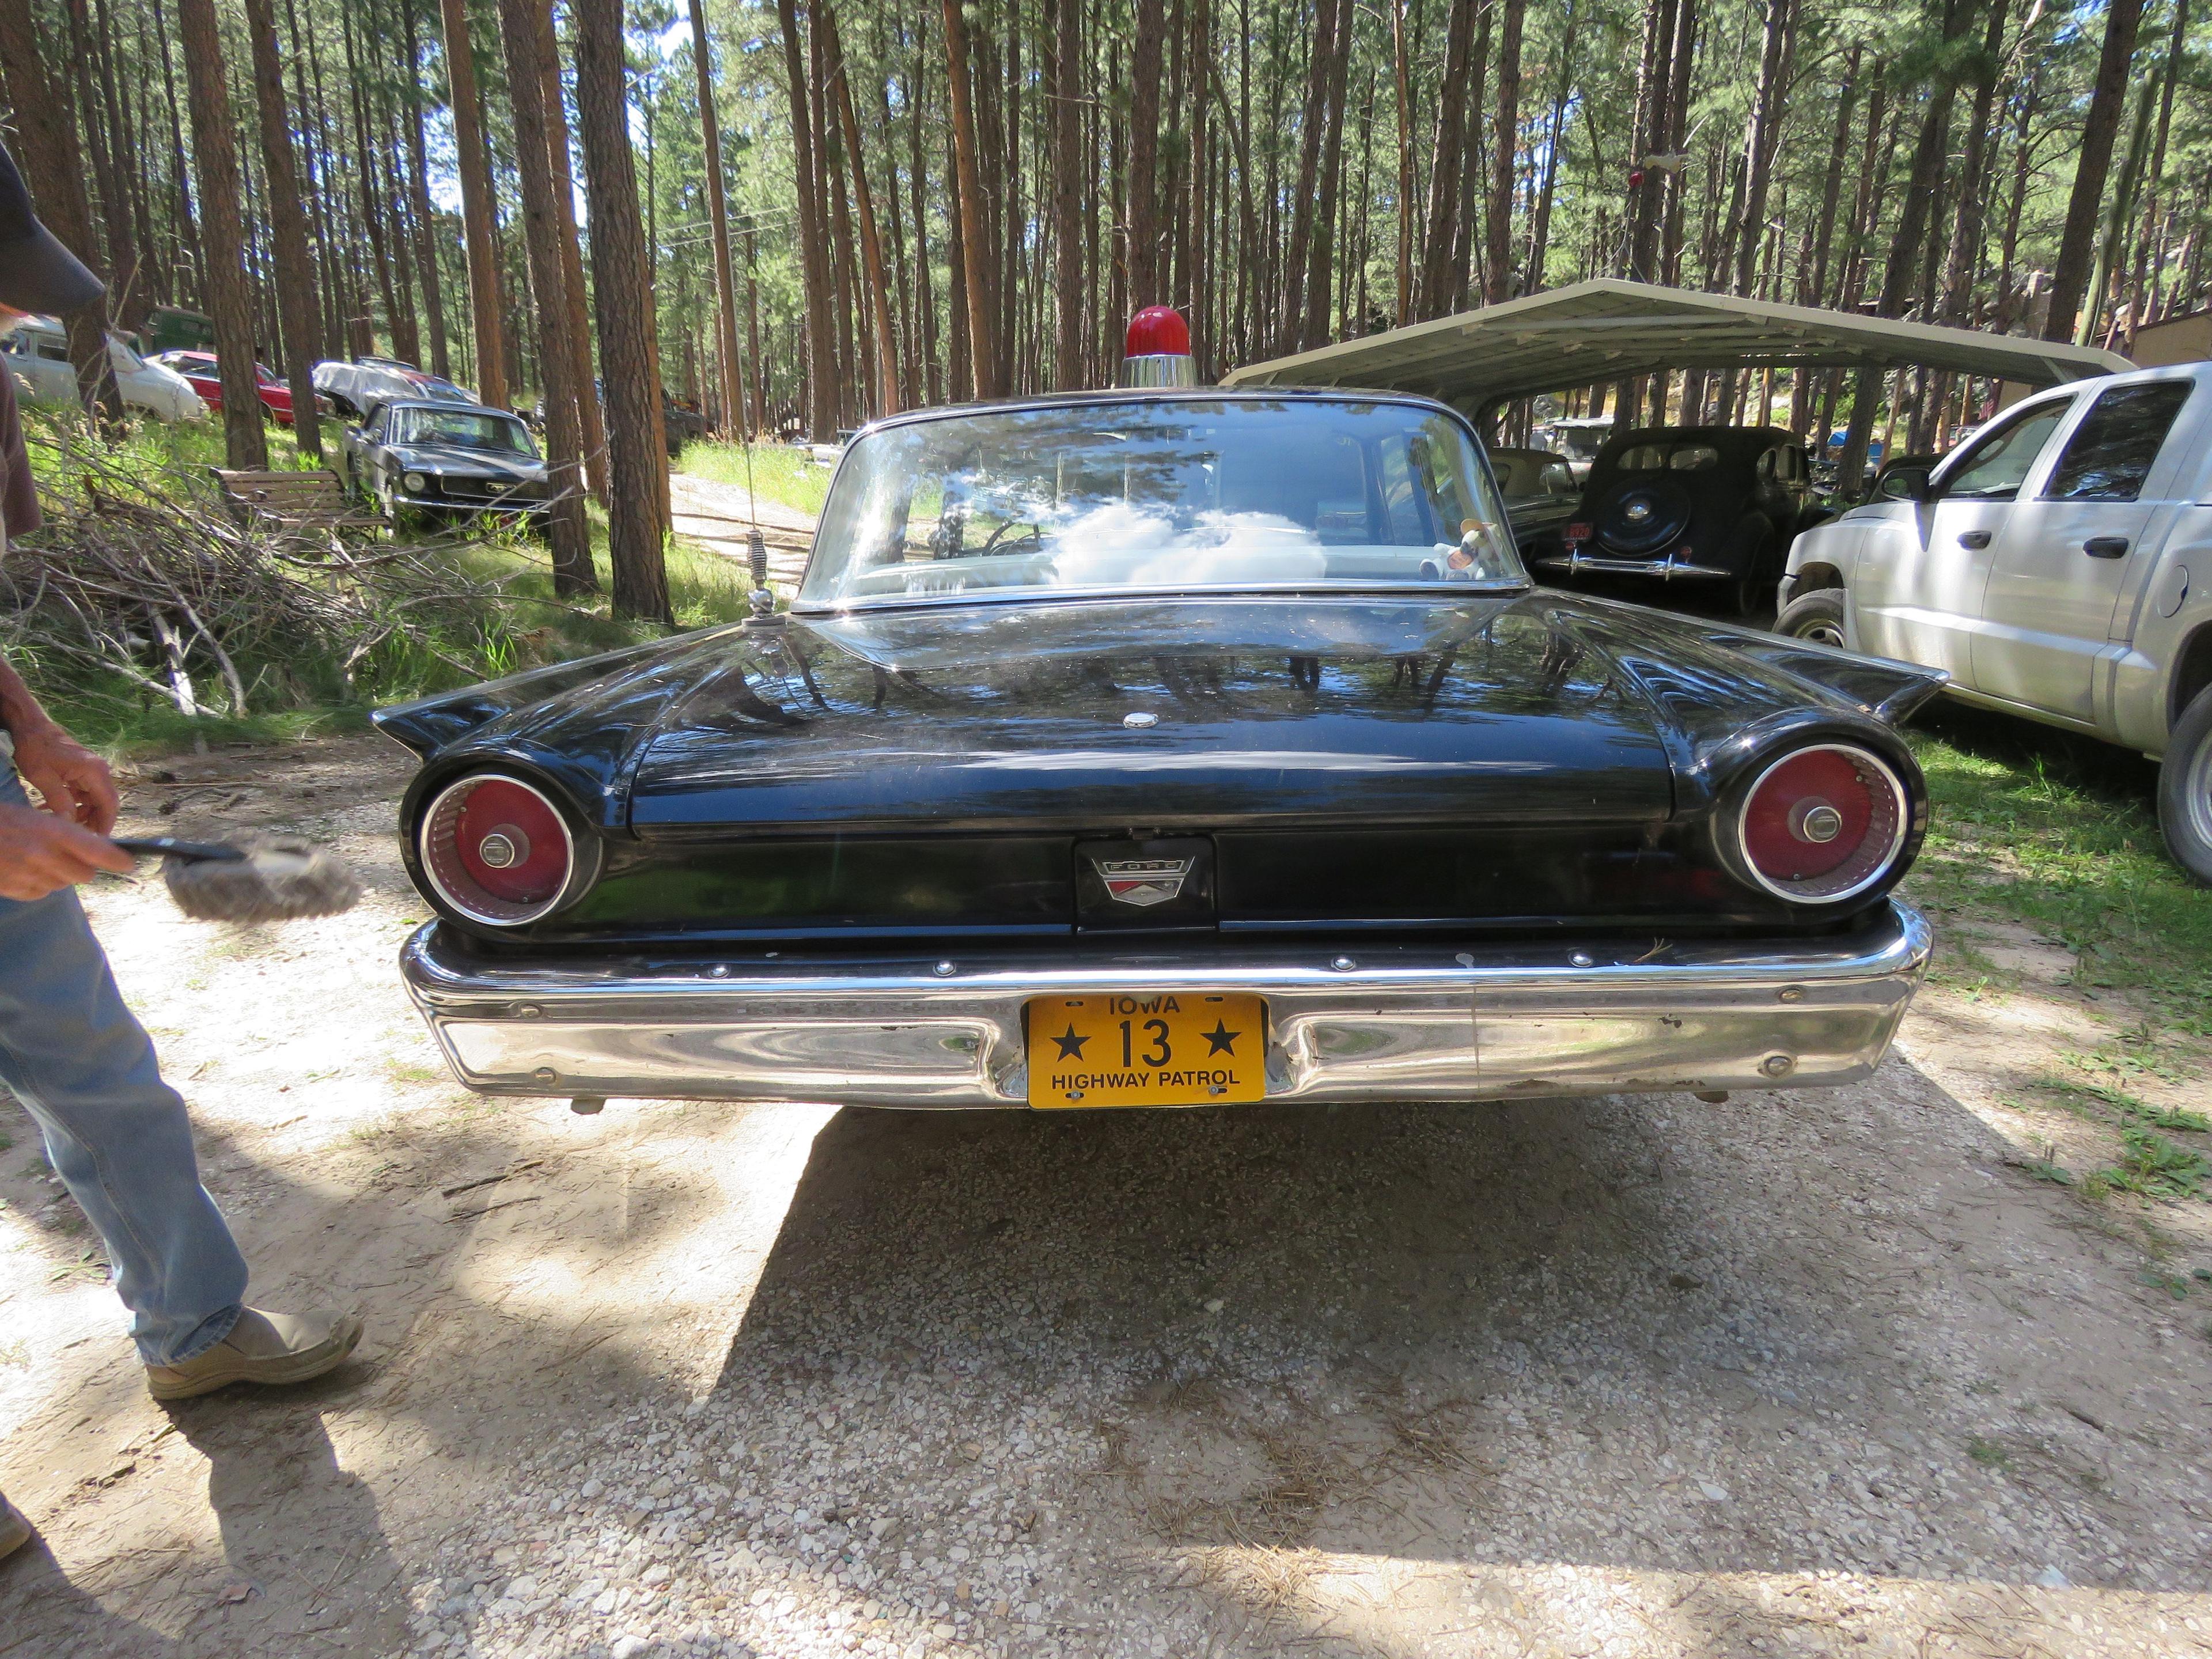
top-left (0, 138), bottom-right (104, 315)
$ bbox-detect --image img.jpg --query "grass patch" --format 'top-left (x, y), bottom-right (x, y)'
top-left (0, 1338), bottom-right (28, 1368)
top-left (1904, 705), bottom-right (2212, 1032)
top-left (2032, 1074), bottom-right (2210, 1132)
top-left (1902, 712), bottom-right (2212, 1035)
top-left (2097, 1128), bottom-right (2210, 1201)
top-left (12, 416), bottom-right (752, 763)
top-left (676, 440), bottom-right (834, 519)
top-left (21, 404), bottom-right (323, 499)
top-left (1965, 1436), bottom-right (2010, 1469)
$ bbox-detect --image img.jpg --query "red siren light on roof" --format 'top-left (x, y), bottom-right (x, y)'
top-left (1121, 305), bottom-right (1198, 388)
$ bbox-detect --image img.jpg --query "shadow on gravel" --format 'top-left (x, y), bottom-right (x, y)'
top-left (0, 1094), bottom-right (721, 1658)
top-left (712, 1066), bottom-right (2203, 1600)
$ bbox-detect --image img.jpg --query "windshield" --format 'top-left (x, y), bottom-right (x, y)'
top-left (393, 407), bottom-right (534, 456)
top-left (799, 398), bottom-right (1522, 608)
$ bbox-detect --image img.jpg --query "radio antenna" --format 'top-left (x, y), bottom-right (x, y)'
top-left (729, 319), bottom-right (770, 618)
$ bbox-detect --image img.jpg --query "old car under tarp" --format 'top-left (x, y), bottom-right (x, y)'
top-left (1219, 279), bottom-right (2130, 418)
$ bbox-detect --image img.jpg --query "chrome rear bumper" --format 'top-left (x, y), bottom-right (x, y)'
top-left (397, 903), bottom-right (1931, 1108)
top-left (1537, 550), bottom-right (1736, 580)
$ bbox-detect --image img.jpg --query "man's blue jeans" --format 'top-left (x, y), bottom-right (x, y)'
top-left (0, 770), bottom-right (246, 1365)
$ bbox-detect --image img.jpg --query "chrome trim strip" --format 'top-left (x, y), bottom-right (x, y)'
top-left (1541, 551), bottom-right (1736, 580)
top-left (398, 903), bottom-right (1933, 1109)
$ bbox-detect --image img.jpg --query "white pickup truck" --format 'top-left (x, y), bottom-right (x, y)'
top-left (1775, 362), bottom-right (2212, 882)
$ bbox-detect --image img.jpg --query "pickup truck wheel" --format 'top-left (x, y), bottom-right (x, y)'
top-left (1773, 588), bottom-right (1848, 649)
top-left (2158, 685), bottom-right (2212, 886)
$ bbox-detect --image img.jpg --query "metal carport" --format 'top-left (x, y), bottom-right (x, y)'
top-left (1218, 278), bottom-right (2130, 411)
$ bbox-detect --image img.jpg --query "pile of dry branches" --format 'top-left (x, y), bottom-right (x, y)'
top-left (1, 440), bottom-right (528, 718)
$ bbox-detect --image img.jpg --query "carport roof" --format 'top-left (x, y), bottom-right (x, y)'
top-left (1218, 278), bottom-right (2131, 408)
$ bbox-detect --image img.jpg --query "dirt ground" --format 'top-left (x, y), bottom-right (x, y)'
top-left (2, 718), bottom-right (2210, 1658)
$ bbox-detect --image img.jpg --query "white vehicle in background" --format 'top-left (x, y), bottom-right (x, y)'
top-left (1532, 415), bottom-right (1615, 480)
top-left (0, 315), bottom-right (206, 422)
top-left (1776, 361), bottom-right (2212, 882)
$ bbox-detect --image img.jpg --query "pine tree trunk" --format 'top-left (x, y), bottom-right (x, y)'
top-left (0, 0), bottom-right (123, 419)
top-left (1281, 0), bottom-right (1332, 346)
top-left (940, 0), bottom-right (998, 395)
top-left (1938, 0), bottom-right (2009, 324)
top-left (774, 0), bottom-right (838, 433)
top-left (1299, 0), bottom-right (1349, 347)
top-left (1127, 0), bottom-right (1165, 304)
top-left (1411, 0), bottom-right (1472, 317)
top-left (1450, 0), bottom-right (1489, 305)
top-left (821, 0), bottom-right (901, 416)
top-left (493, 0), bottom-right (595, 593)
top-left (437, 0), bottom-right (507, 405)
top-left (571, 0), bottom-right (673, 621)
top-left (399, 0), bottom-right (450, 379)
top-left (1805, 43), bottom-right (1859, 309)
top-left (1730, 0), bottom-right (1797, 297)
top-left (1524, 2), bottom-right (1578, 294)
top-left (1391, 0), bottom-right (1414, 323)
top-left (243, 0), bottom-right (324, 462)
top-left (62, 0), bottom-right (135, 335)
top-left (534, 0), bottom-right (610, 501)
top-left (1048, 0), bottom-right (1085, 387)
top-left (688, 0), bottom-right (744, 435)
top-left (2044, 0), bottom-right (2147, 342)
top-left (176, 0), bottom-right (267, 468)
top-left (1485, 0), bottom-right (1526, 302)
top-left (2133, 0), bottom-right (2188, 332)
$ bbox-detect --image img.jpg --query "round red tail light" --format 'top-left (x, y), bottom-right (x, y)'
top-left (420, 774), bottom-right (588, 925)
top-left (1735, 743), bottom-right (1908, 904)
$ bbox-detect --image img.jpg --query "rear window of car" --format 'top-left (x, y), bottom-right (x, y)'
top-left (1617, 443), bottom-right (1719, 472)
top-left (2041, 381), bottom-right (2194, 502)
top-left (801, 397), bottom-right (1525, 607)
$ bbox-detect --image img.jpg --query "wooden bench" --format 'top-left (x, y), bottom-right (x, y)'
top-left (209, 468), bottom-right (373, 534)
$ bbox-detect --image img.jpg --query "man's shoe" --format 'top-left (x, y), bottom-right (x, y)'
top-left (145, 1308), bottom-right (364, 1401)
top-left (0, 1491), bottom-right (31, 1561)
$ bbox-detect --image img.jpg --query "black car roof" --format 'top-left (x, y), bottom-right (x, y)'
top-left (1603, 424), bottom-right (1799, 454)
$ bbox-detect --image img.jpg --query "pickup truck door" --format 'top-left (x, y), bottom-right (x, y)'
top-left (1973, 379), bottom-right (2198, 723)
top-left (1854, 398), bottom-right (2076, 686)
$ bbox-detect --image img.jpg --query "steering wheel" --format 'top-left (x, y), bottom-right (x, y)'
top-left (978, 517), bottom-right (1041, 555)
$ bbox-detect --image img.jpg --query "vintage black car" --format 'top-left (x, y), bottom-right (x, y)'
top-left (374, 390), bottom-right (1937, 1114)
top-left (341, 399), bottom-right (555, 529)
top-left (1540, 425), bottom-right (1829, 613)
top-left (1488, 445), bottom-right (1581, 561)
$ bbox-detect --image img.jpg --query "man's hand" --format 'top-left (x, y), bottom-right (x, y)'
top-left (0, 802), bottom-right (132, 901)
top-left (11, 722), bottom-right (120, 835)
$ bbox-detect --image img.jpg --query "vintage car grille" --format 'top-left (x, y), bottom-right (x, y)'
top-left (436, 476), bottom-right (539, 506)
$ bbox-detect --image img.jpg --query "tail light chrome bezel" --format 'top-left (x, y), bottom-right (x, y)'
top-left (1729, 741), bottom-right (1911, 907)
top-left (419, 772), bottom-right (600, 927)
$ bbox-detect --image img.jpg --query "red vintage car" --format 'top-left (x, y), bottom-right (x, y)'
top-left (147, 350), bottom-right (301, 426)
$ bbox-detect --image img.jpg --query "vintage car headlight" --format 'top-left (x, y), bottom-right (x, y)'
top-left (419, 773), bottom-right (597, 926)
top-left (1729, 743), bottom-right (1909, 904)
top-left (403, 471), bottom-right (429, 494)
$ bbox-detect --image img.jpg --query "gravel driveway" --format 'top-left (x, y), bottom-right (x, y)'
top-left (1, 737), bottom-right (2209, 1659)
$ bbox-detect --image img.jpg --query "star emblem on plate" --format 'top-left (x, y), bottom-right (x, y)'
top-left (1052, 1024), bottom-right (1089, 1060)
top-left (1203, 1020), bottom-right (1240, 1056)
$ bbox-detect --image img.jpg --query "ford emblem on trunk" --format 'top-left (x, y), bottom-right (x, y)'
top-left (1094, 857), bottom-right (1193, 907)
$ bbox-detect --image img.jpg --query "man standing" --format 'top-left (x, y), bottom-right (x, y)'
top-left (0, 141), bottom-right (362, 1566)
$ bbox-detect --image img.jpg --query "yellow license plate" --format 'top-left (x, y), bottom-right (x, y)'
top-left (1027, 993), bottom-right (1268, 1108)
